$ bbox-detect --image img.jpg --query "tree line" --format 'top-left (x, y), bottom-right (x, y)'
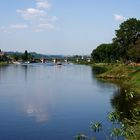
top-left (0, 50), bottom-right (33, 62)
top-left (91, 18), bottom-right (140, 63)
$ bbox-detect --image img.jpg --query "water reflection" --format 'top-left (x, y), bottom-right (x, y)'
top-left (21, 79), bottom-right (56, 123)
top-left (91, 66), bottom-right (117, 90)
top-left (91, 65), bottom-right (140, 122)
top-left (0, 65), bottom-right (9, 80)
top-left (26, 104), bottom-right (49, 122)
top-left (111, 88), bottom-right (140, 121)
top-left (111, 87), bottom-right (140, 139)
top-left (91, 65), bottom-right (140, 139)
top-left (91, 65), bottom-right (107, 75)
top-left (0, 64), bottom-right (120, 140)
top-left (21, 65), bottom-right (28, 81)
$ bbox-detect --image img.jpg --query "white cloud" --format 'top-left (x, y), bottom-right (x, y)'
top-left (114, 14), bottom-right (126, 21)
top-left (9, 24), bottom-right (29, 29)
top-left (34, 28), bottom-right (44, 32)
top-left (0, 24), bottom-right (29, 32)
top-left (49, 16), bottom-right (58, 22)
top-left (36, 1), bottom-right (51, 9)
top-left (38, 23), bottom-right (54, 29)
top-left (33, 23), bottom-right (54, 32)
top-left (1, 0), bottom-right (57, 32)
top-left (0, 26), bottom-right (8, 33)
top-left (16, 0), bottom-right (52, 20)
top-left (16, 8), bottom-right (46, 20)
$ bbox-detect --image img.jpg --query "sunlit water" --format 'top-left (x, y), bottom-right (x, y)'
top-left (0, 63), bottom-right (120, 140)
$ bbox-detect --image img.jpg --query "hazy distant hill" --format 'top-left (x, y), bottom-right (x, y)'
top-left (6, 51), bottom-right (64, 59)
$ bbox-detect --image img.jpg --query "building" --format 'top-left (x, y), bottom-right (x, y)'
top-left (0, 49), bottom-right (5, 57)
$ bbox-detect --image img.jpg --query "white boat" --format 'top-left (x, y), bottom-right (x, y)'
top-left (24, 61), bottom-right (30, 64)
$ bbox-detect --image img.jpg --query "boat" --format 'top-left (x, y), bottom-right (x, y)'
top-left (56, 62), bottom-right (62, 65)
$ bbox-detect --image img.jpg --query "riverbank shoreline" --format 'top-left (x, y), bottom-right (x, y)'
top-left (74, 61), bottom-right (140, 94)
top-left (91, 63), bottom-right (140, 94)
top-left (0, 62), bottom-right (9, 66)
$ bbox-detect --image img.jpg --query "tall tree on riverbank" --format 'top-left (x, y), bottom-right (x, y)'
top-left (91, 44), bottom-right (115, 62)
top-left (91, 18), bottom-right (140, 62)
top-left (22, 50), bottom-right (33, 62)
top-left (22, 50), bottom-right (29, 61)
top-left (113, 18), bottom-right (140, 60)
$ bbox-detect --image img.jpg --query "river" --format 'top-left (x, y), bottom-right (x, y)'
top-left (0, 63), bottom-right (121, 140)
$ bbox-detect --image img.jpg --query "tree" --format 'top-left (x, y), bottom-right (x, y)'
top-left (12, 53), bottom-right (21, 61)
top-left (127, 38), bottom-right (140, 62)
top-left (91, 43), bottom-right (115, 62)
top-left (22, 50), bottom-right (29, 61)
top-left (91, 18), bottom-right (140, 63)
top-left (113, 18), bottom-right (140, 60)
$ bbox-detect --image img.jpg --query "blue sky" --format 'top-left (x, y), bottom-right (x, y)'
top-left (0, 0), bottom-right (140, 55)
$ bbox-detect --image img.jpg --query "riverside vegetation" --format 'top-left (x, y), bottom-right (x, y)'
top-left (90, 18), bottom-right (140, 94)
top-left (75, 63), bottom-right (140, 140)
top-left (76, 18), bottom-right (140, 140)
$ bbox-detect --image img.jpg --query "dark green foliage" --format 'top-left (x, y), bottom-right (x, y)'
top-left (91, 18), bottom-right (140, 63)
top-left (127, 39), bottom-right (140, 62)
top-left (108, 111), bottom-right (120, 124)
top-left (76, 89), bottom-right (140, 140)
top-left (22, 50), bottom-right (33, 61)
top-left (0, 55), bottom-right (8, 62)
top-left (75, 134), bottom-right (87, 140)
top-left (91, 43), bottom-right (119, 62)
top-left (113, 18), bottom-right (140, 61)
top-left (11, 53), bottom-right (22, 61)
top-left (22, 50), bottom-right (29, 61)
top-left (113, 18), bottom-right (140, 47)
top-left (90, 122), bottom-right (102, 132)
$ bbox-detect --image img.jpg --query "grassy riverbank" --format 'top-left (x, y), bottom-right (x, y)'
top-left (0, 62), bottom-right (8, 66)
top-left (92, 63), bottom-right (140, 94)
top-left (91, 63), bottom-right (140, 140)
top-left (74, 62), bottom-right (140, 140)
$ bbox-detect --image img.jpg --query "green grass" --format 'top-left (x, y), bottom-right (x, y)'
top-left (92, 63), bottom-right (140, 94)
top-left (0, 61), bottom-right (8, 66)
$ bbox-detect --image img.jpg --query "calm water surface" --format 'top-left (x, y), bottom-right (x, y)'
top-left (0, 64), bottom-right (119, 140)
